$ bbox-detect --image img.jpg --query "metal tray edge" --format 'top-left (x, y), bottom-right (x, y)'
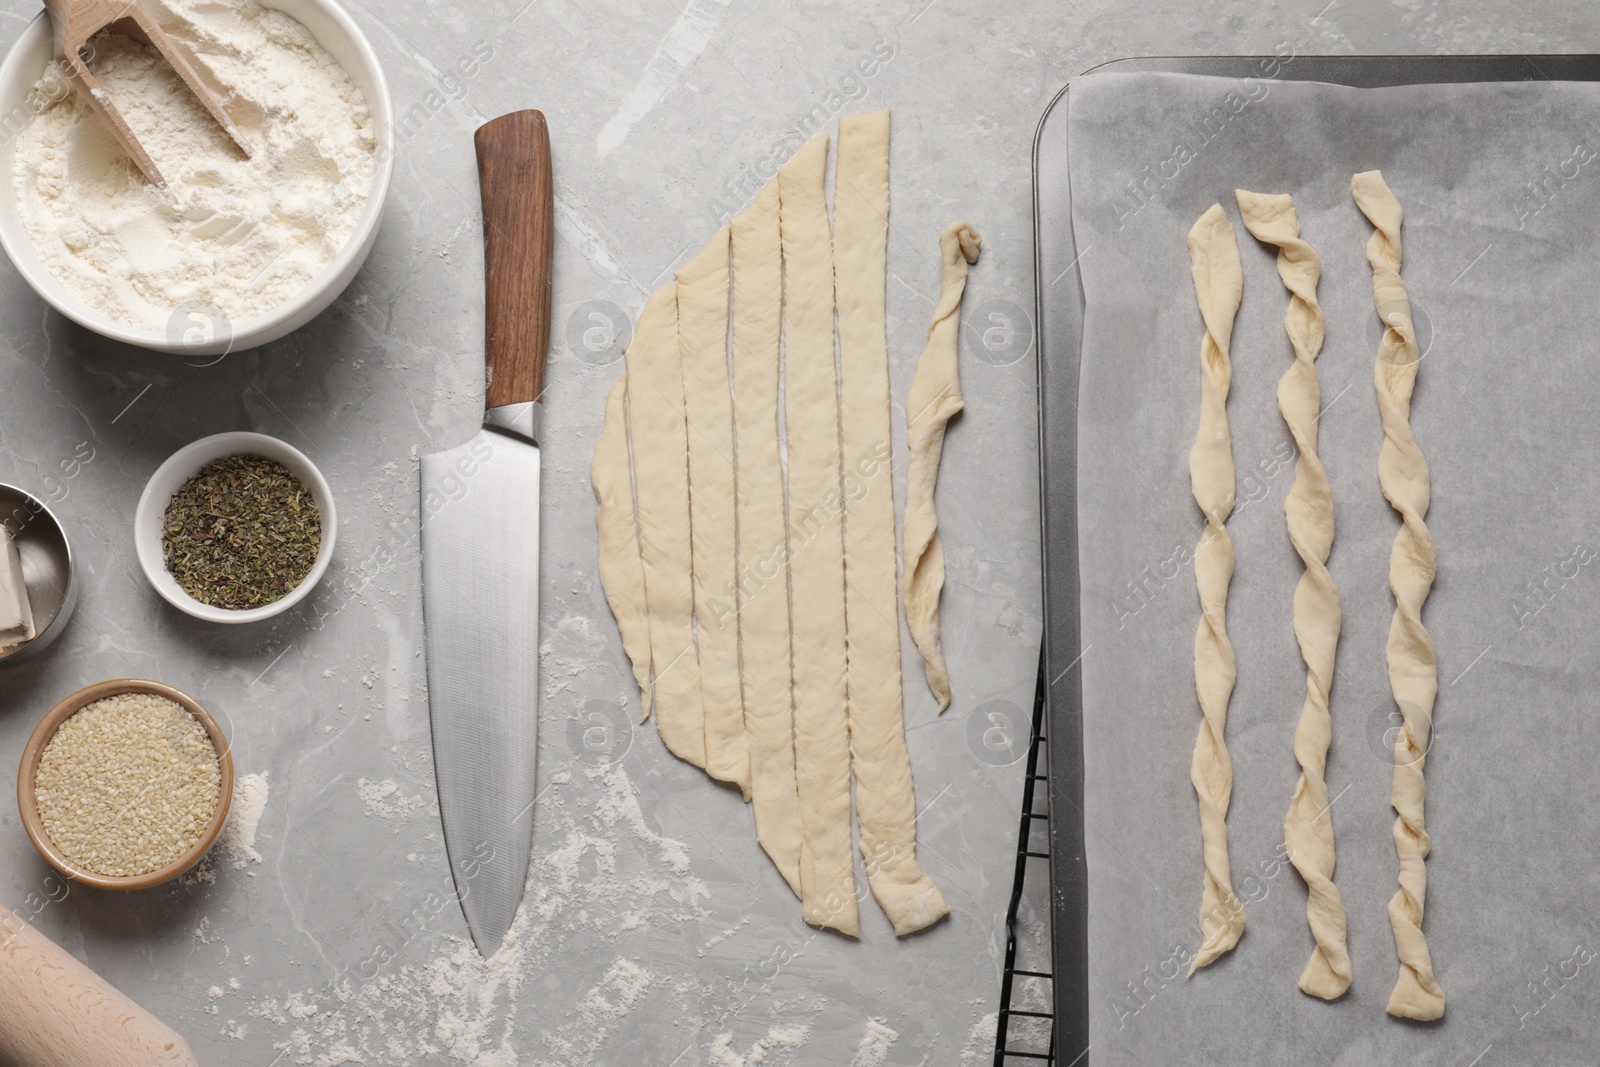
top-left (1030, 51), bottom-right (1600, 1067)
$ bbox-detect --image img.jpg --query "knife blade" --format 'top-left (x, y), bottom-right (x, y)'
top-left (421, 109), bottom-right (553, 957)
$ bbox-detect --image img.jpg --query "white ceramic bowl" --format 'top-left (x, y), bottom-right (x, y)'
top-left (0, 0), bottom-right (393, 355)
top-left (135, 432), bottom-right (337, 623)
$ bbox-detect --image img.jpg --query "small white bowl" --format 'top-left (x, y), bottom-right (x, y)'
top-left (135, 432), bottom-right (337, 623)
top-left (0, 0), bottom-right (393, 355)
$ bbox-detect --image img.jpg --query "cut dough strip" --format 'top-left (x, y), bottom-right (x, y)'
top-left (591, 375), bottom-right (654, 718)
top-left (594, 112), bottom-right (952, 934)
top-left (679, 226), bottom-right (752, 799)
top-left (779, 134), bottom-right (859, 937)
top-left (1353, 169), bottom-right (1445, 1022)
top-left (903, 222), bottom-right (981, 713)
top-left (1185, 203), bottom-right (1247, 974)
top-left (1236, 190), bottom-right (1350, 1000)
top-left (624, 286), bottom-right (708, 768)
top-left (836, 109), bottom-right (949, 934)
top-left (731, 176), bottom-right (805, 895)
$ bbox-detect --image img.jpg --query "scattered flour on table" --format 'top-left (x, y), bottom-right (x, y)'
top-left (850, 1018), bottom-right (900, 1067)
top-left (13, 0), bottom-right (376, 331)
top-left (708, 1023), bottom-right (812, 1067)
top-left (1001, 974), bottom-right (1053, 1054)
top-left (959, 1011), bottom-right (999, 1065)
top-left (222, 771), bottom-right (270, 869)
top-left (178, 769), bottom-right (269, 884)
top-left (697, 916), bottom-right (751, 957)
top-left (538, 612), bottom-right (616, 705)
top-left (358, 777), bottom-right (431, 821)
top-left (536, 957), bottom-right (654, 1064)
top-left (244, 765), bottom-right (713, 1065)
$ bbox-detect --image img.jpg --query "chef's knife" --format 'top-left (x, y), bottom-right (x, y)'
top-left (421, 109), bottom-right (552, 958)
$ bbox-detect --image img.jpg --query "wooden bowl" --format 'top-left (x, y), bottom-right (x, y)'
top-left (16, 679), bottom-right (234, 890)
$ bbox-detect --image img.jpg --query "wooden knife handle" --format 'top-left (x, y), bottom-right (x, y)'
top-left (475, 109), bottom-right (554, 410)
top-left (0, 903), bottom-right (198, 1067)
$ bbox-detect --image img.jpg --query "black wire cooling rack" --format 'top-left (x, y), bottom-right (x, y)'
top-left (992, 650), bottom-right (1055, 1065)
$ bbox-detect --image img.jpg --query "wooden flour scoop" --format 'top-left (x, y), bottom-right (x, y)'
top-left (0, 901), bottom-right (198, 1066)
top-left (42, 0), bottom-right (252, 189)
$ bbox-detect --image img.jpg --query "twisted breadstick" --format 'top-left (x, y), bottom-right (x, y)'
top-left (1353, 170), bottom-right (1445, 1021)
top-left (1185, 204), bottom-right (1246, 974)
top-left (1237, 191), bottom-right (1350, 1000)
top-left (904, 222), bottom-right (981, 714)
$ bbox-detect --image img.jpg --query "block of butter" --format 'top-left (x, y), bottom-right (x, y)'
top-left (0, 523), bottom-right (35, 652)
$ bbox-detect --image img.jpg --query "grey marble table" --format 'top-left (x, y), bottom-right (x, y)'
top-left (0, 1), bottom-right (1584, 1063)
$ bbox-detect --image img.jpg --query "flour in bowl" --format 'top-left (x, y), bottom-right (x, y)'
top-left (13, 0), bottom-right (377, 333)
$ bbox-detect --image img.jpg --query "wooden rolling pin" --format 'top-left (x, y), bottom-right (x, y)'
top-left (0, 903), bottom-right (197, 1067)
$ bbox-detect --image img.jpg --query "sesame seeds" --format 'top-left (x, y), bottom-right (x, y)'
top-left (34, 692), bottom-right (222, 877)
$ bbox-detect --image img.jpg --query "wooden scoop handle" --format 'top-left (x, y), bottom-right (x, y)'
top-left (0, 903), bottom-right (198, 1067)
top-left (41, 0), bottom-right (253, 189)
top-left (475, 109), bottom-right (554, 411)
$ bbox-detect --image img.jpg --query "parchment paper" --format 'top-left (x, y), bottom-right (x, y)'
top-left (1070, 71), bottom-right (1600, 1064)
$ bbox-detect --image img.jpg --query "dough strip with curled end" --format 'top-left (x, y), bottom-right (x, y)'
top-left (1236, 190), bottom-right (1350, 1000)
top-left (836, 110), bottom-right (949, 934)
top-left (1185, 203), bottom-right (1246, 974)
top-left (902, 221), bottom-right (981, 714)
top-left (779, 134), bottom-right (859, 937)
top-left (1353, 169), bottom-right (1446, 1022)
top-left (591, 376), bottom-right (654, 719)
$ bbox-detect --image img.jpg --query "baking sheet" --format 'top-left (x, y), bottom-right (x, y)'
top-left (1070, 71), bottom-right (1600, 1063)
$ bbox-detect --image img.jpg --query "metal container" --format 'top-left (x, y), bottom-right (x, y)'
top-left (0, 483), bottom-right (76, 668)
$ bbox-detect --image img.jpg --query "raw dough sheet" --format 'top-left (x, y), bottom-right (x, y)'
top-left (1070, 71), bottom-right (1600, 1063)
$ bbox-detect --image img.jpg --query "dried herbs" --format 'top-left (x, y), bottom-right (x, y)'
top-left (162, 455), bottom-right (320, 609)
